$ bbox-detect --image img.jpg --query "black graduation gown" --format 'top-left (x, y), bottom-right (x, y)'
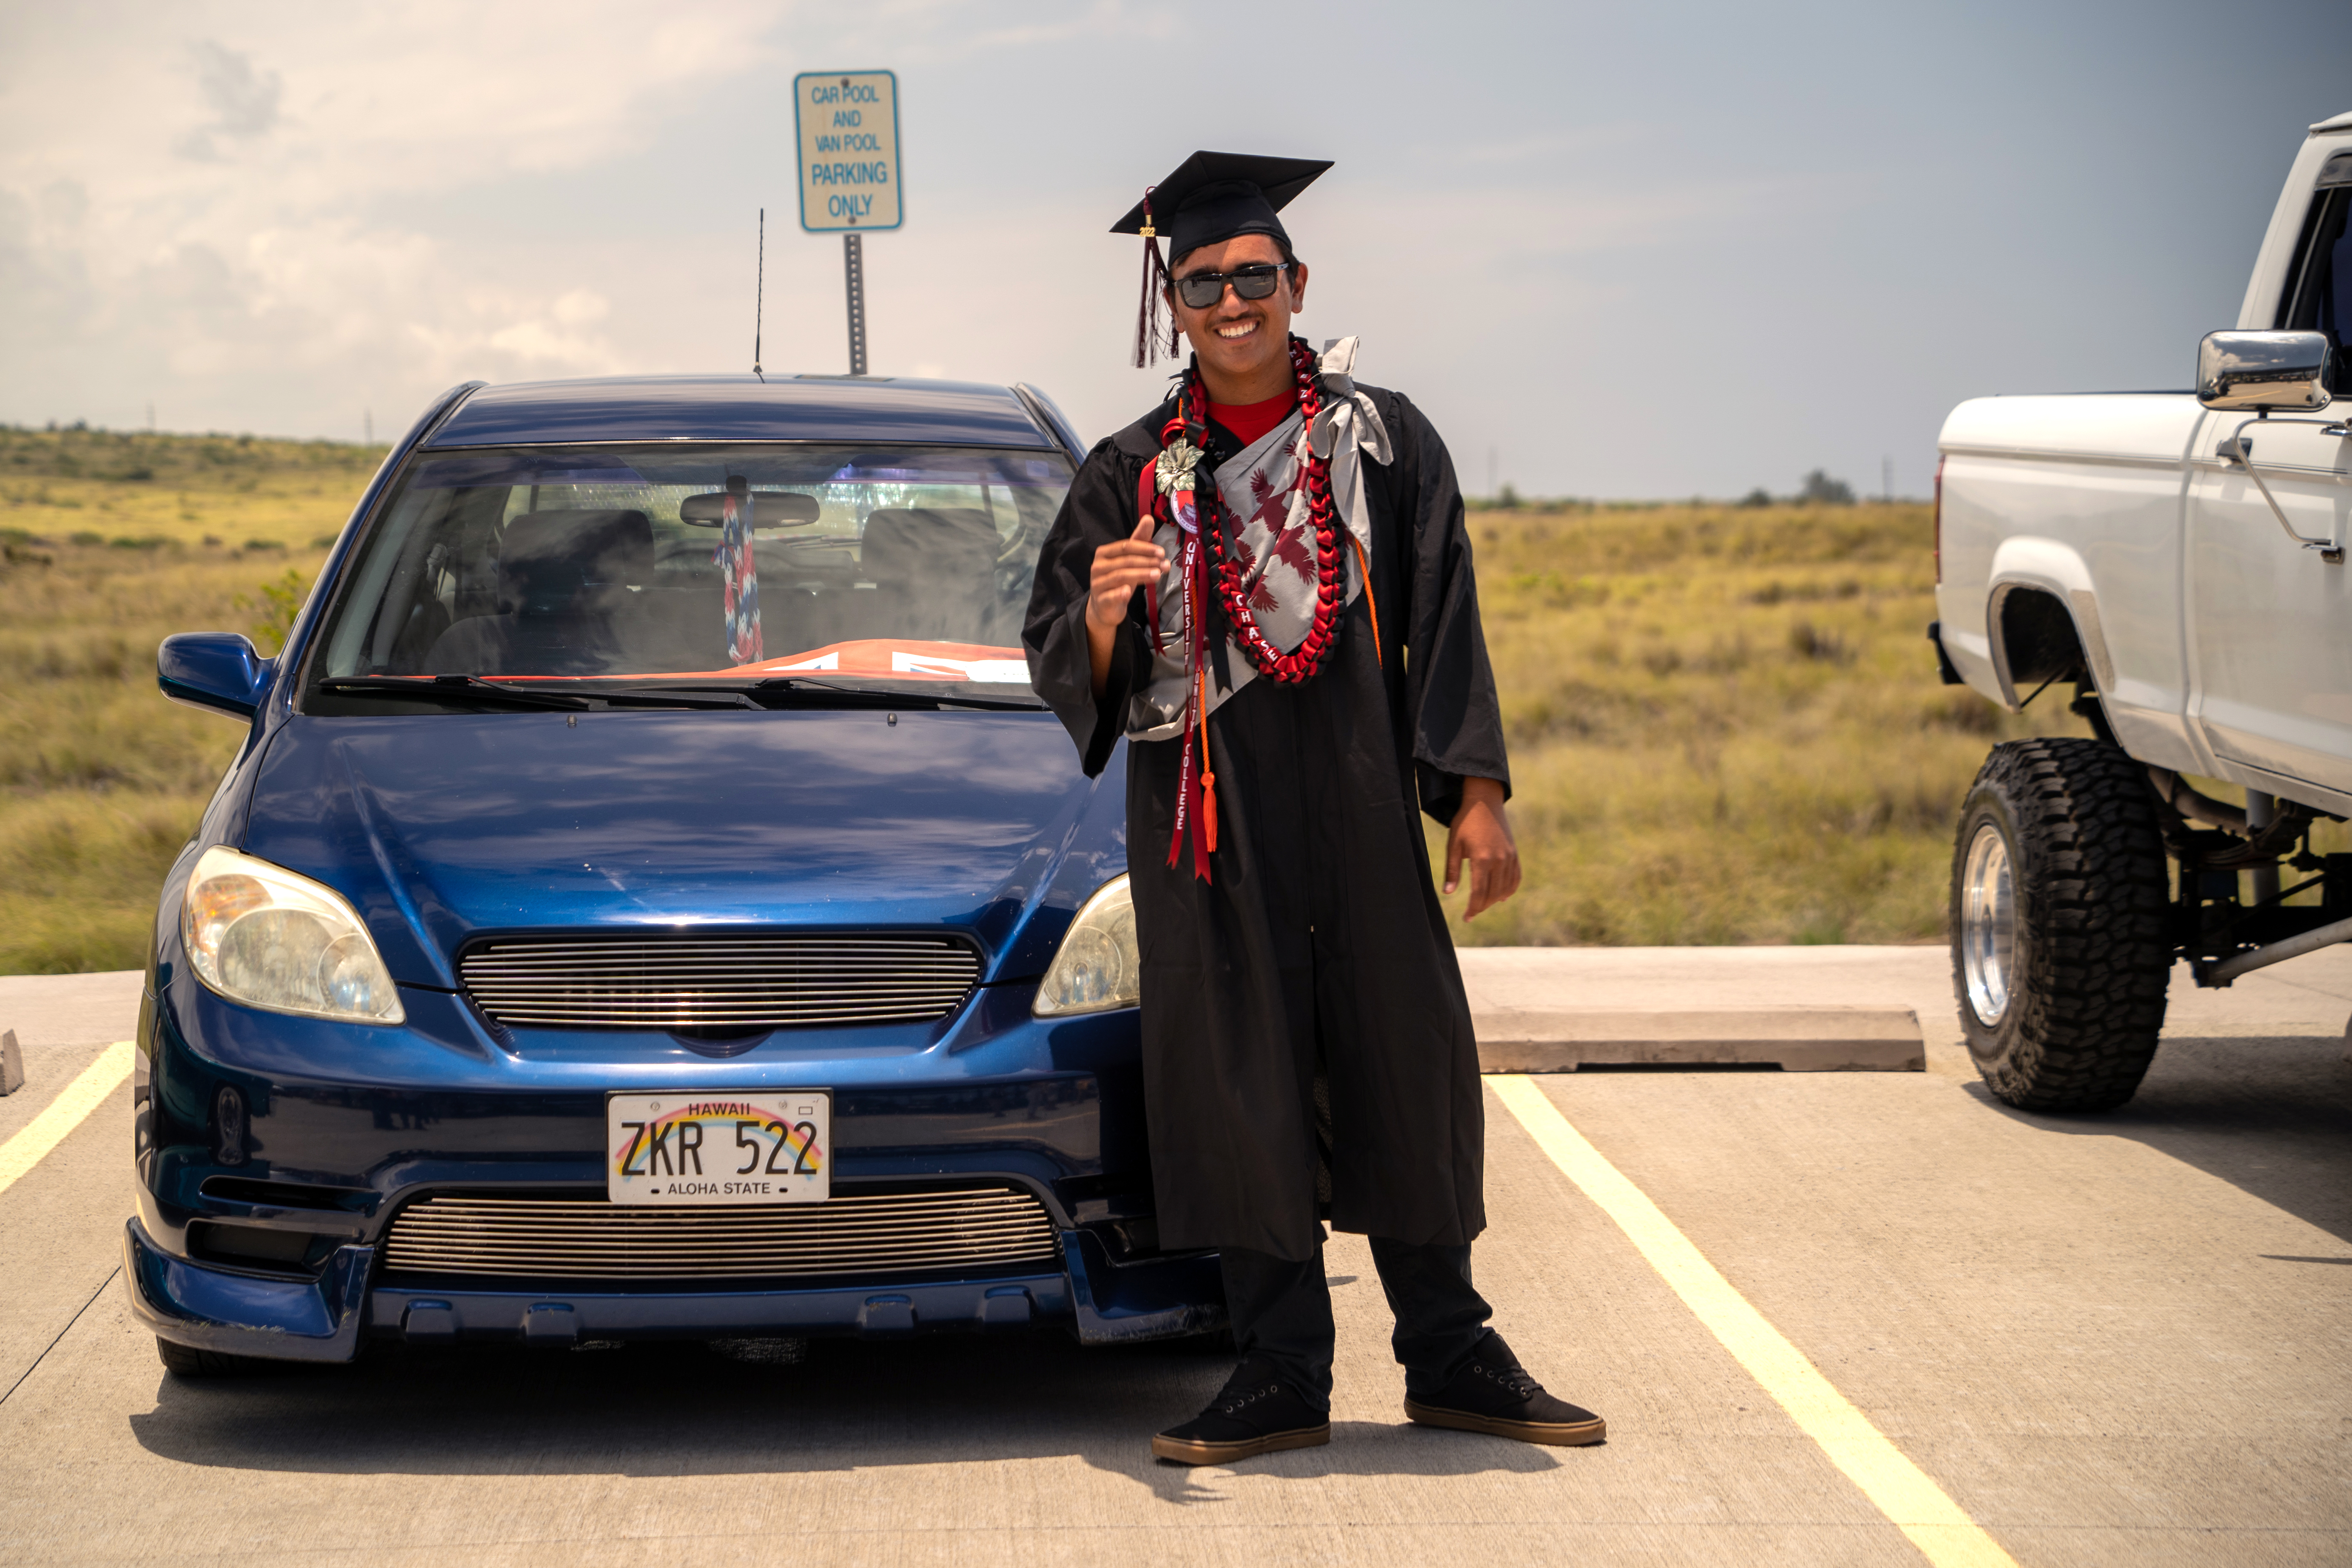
top-left (1022, 384), bottom-right (1509, 1262)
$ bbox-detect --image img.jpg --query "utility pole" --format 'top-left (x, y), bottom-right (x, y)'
top-left (844, 234), bottom-right (868, 377)
top-left (1882, 457), bottom-right (1893, 503)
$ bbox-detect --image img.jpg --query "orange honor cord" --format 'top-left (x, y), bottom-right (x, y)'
top-left (1348, 532), bottom-right (1382, 666)
top-left (1196, 664), bottom-right (1218, 851)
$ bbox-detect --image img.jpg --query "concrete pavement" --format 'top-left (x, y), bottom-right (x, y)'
top-left (0, 948), bottom-right (2346, 1565)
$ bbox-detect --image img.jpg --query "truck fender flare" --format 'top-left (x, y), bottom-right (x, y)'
top-left (1984, 542), bottom-right (2118, 712)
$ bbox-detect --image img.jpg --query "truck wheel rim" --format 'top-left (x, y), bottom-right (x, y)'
top-left (1961, 822), bottom-right (2016, 1026)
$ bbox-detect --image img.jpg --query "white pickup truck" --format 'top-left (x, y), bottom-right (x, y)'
top-left (1931, 107), bottom-right (2352, 1112)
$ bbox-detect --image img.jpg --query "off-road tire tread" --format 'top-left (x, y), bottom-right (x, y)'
top-left (1951, 738), bottom-right (2171, 1113)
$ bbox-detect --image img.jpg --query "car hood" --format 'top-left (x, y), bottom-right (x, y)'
top-left (237, 708), bottom-right (1119, 989)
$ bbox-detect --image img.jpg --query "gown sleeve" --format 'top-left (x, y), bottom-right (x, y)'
top-left (1382, 390), bottom-right (1512, 827)
top-left (1023, 434), bottom-right (1154, 777)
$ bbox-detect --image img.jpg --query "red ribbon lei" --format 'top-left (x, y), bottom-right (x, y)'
top-left (1142, 335), bottom-right (1344, 879)
top-left (1200, 337), bottom-right (1346, 685)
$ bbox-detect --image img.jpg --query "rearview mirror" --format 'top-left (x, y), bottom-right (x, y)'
top-left (2198, 330), bottom-right (2332, 412)
top-left (678, 490), bottom-right (822, 526)
top-left (159, 633), bottom-right (271, 720)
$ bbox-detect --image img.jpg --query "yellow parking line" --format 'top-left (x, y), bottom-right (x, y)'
top-left (0, 1041), bottom-right (134, 1200)
top-left (1489, 1075), bottom-right (2020, 1568)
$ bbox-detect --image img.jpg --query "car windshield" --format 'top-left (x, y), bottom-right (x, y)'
top-left (306, 441), bottom-right (1070, 705)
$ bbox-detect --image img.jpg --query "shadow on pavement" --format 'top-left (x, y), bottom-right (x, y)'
top-left (1960, 1031), bottom-right (2352, 1244)
top-left (125, 1329), bottom-right (1566, 1490)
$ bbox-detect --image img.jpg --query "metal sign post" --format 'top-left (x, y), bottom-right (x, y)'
top-left (842, 234), bottom-right (868, 376)
top-left (794, 69), bottom-right (902, 377)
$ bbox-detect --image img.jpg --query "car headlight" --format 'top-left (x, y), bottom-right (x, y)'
top-left (1033, 875), bottom-right (1139, 1016)
top-left (181, 846), bottom-right (405, 1025)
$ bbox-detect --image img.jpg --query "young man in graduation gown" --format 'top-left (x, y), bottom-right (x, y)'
top-left (1023, 151), bottom-right (1605, 1466)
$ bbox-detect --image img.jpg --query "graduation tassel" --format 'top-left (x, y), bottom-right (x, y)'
top-left (1133, 191), bottom-right (1173, 369)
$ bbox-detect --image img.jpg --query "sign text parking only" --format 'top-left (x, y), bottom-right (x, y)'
top-left (794, 70), bottom-right (902, 231)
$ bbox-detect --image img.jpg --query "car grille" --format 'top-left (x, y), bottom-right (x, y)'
top-left (382, 1186), bottom-right (1060, 1281)
top-left (457, 933), bottom-right (983, 1030)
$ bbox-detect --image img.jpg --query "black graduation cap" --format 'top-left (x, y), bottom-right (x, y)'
top-left (1114, 151), bottom-right (1332, 368)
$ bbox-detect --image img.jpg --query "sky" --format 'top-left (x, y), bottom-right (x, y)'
top-left (1, 0), bottom-right (2346, 499)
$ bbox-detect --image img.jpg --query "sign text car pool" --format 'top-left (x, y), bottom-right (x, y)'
top-left (794, 70), bottom-right (902, 231)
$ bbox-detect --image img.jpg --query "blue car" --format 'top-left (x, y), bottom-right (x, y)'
top-left (131, 373), bottom-right (1221, 1373)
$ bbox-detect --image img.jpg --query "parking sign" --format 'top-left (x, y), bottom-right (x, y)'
top-left (794, 70), bottom-right (903, 232)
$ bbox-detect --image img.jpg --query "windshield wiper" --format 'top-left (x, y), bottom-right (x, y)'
top-left (315, 675), bottom-right (1043, 714)
top-left (588, 677), bottom-right (1043, 712)
top-left (315, 677), bottom-right (758, 712)
top-left (748, 678), bottom-right (1046, 711)
top-left (318, 676), bottom-right (594, 711)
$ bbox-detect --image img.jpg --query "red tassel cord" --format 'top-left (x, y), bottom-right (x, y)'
top-left (1140, 397), bottom-right (1216, 880)
top-left (1165, 473), bottom-right (1210, 880)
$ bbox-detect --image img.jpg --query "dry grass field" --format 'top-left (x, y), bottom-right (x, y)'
top-left (2, 426), bottom-right (371, 972)
top-left (6, 426), bottom-right (2252, 972)
top-left (1436, 499), bottom-right (2093, 947)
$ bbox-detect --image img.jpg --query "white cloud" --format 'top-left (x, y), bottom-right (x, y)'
top-left (0, 0), bottom-right (793, 432)
top-left (173, 39), bottom-right (283, 162)
top-left (3, 0), bottom-right (2310, 496)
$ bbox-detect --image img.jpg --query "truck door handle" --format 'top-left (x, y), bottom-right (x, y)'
top-left (2215, 416), bottom-right (2345, 563)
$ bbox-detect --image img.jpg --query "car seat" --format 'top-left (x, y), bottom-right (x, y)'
top-left (425, 510), bottom-right (655, 676)
top-left (858, 507), bottom-right (1001, 643)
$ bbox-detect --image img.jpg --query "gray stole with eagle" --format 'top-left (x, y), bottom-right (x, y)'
top-left (1124, 336), bottom-right (1394, 742)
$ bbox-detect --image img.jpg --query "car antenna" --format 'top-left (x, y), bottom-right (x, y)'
top-left (751, 207), bottom-right (765, 383)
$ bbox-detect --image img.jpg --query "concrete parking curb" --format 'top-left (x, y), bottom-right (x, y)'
top-left (1474, 1007), bottom-right (1924, 1072)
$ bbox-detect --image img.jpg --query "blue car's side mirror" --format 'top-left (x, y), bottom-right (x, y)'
top-left (159, 633), bottom-right (273, 720)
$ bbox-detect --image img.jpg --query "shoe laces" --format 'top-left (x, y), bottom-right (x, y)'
top-left (1474, 1360), bottom-right (1543, 1400)
top-left (1213, 1382), bottom-right (1283, 1416)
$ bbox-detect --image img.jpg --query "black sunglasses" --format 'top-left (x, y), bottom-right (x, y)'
top-left (1171, 262), bottom-right (1293, 310)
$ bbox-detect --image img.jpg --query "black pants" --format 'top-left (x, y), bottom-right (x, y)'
top-left (1220, 1237), bottom-right (1493, 1414)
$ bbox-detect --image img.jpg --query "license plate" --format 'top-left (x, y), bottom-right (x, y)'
top-left (605, 1091), bottom-right (830, 1206)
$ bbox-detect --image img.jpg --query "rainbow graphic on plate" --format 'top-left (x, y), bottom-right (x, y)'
top-left (605, 1092), bottom-right (830, 1206)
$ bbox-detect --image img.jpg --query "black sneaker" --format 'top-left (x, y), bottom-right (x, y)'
top-left (1152, 1360), bottom-right (1332, 1465)
top-left (1403, 1333), bottom-right (1605, 1446)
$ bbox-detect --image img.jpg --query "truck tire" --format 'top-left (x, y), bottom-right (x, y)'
top-left (1950, 738), bottom-right (2171, 1112)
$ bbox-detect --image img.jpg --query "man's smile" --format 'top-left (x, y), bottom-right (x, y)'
top-left (1215, 320), bottom-right (1260, 339)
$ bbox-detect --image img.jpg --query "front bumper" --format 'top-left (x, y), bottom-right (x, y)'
top-left (132, 947), bottom-right (1220, 1360)
top-left (127, 1219), bottom-right (1221, 1360)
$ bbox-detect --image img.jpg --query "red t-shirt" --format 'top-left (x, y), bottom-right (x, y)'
top-left (1208, 391), bottom-right (1299, 449)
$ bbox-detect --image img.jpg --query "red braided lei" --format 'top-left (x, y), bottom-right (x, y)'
top-left (1174, 334), bottom-right (1346, 686)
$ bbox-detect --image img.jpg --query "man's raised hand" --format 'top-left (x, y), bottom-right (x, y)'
top-left (1084, 516), bottom-right (1167, 695)
top-left (1087, 515), bottom-right (1167, 629)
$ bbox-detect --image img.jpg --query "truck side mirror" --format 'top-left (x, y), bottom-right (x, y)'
top-left (2197, 330), bottom-right (2332, 412)
top-left (159, 632), bottom-right (273, 719)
